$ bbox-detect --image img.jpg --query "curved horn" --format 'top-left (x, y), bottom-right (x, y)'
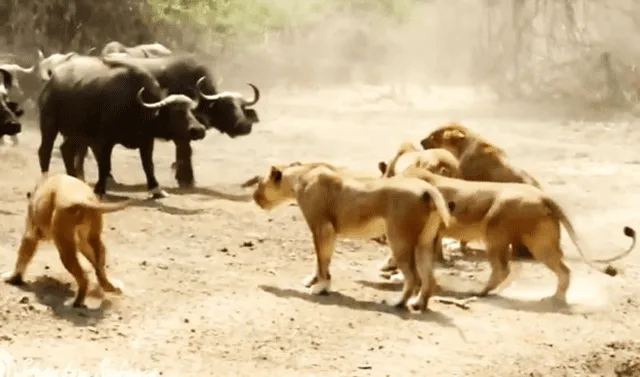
top-left (196, 76), bottom-right (221, 101)
top-left (243, 83), bottom-right (260, 106)
top-left (137, 88), bottom-right (198, 109)
top-left (1, 64), bottom-right (34, 74)
top-left (0, 68), bottom-right (13, 90)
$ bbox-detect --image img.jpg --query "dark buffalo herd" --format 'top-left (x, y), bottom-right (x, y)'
top-left (0, 68), bottom-right (24, 138)
top-left (0, 41), bottom-right (262, 197)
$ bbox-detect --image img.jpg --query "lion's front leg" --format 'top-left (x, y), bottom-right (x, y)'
top-left (303, 222), bottom-right (337, 295)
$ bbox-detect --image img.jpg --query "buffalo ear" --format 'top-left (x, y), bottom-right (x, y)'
top-left (244, 108), bottom-right (259, 123)
top-left (378, 161), bottom-right (388, 174)
top-left (0, 68), bottom-right (13, 90)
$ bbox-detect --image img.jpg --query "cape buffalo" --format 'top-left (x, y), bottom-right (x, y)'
top-left (73, 54), bottom-right (261, 188)
top-left (0, 68), bottom-right (23, 138)
top-left (101, 41), bottom-right (172, 58)
top-left (38, 56), bottom-right (206, 198)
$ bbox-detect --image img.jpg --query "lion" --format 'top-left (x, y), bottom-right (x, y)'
top-left (375, 141), bottom-right (464, 272)
top-left (250, 161), bottom-right (454, 312)
top-left (3, 173), bottom-right (130, 308)
top-left (393, 165), bottom-right (636, 304)
top-left (420, 122), bottom-right (542, 260)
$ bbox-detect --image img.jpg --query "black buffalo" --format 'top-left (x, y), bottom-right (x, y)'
top-left (74, 54), bottom-right (261, 187)
top-left (38, 56), bottom-right (206, 198)
top-left (0, 68), bottom-right (23, 138)
top-left (101, 41), bottom-right (173, 58)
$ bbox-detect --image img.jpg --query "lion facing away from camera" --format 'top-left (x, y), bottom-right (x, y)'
top-left (3, 173), bottom-right (130, 308)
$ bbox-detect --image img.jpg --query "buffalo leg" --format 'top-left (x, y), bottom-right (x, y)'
top-left (88, 143), bottom-right (117, 184)
top-left (94, 143), bottom-right (115, 197)
top-left (173, 141), bottom-right (194, 188)
top-left (139, 140), bottom-right (168, 199)
top-left (60, 137), bottom-right (80, 177)
top-left (74, 143), bottom-right (89, 181)
top-left (38, 121), bottom-right (58, 173)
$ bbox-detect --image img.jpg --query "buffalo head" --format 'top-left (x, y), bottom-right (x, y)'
top-left (36, 50), bottom-right (77, 81)
top-left (136, 87), bottom-right (206, 141)
top-left (195, 77), bottom-right (260, 138)
top-left (0, 69), bottom-right (22, 137)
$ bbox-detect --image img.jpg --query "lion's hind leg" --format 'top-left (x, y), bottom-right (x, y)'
top-left (521, 226), bottom-right (571, 304)
top-left (52, 213), bottom-right (89, 308)
top-left (407, 238), bottom-right (438, 312)
top-left (477, 235), bottom-right (512, 297)
top-left (3, 230), bottom-right (41, 286)
top-left (385, 235), bottom-right (419, 309)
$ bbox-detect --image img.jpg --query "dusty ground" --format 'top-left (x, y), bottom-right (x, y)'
top-left (0, 87), bottom-right (639, 376)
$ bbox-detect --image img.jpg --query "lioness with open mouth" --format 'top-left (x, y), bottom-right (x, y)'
top-left (249, 161), bottom-right (454, 312)
top-left (390, 165), bottom-right (636, 305)
top-left (3, 173), bottom-right (130, 308)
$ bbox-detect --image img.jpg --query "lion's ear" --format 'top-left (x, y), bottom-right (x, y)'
top-left (436, 166), bottom-right (450, 177)
top-left (378, 161), bottom-right (388, 174)
top-left (443, 129), bottom-right (465, 141)
top-left (270, 166), bottom-right (283, 183)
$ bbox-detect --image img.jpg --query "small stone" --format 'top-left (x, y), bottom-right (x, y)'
top-left (19, 296), bottom-right (29, 304)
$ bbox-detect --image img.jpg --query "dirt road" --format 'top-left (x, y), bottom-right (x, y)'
top-left (1, 87), bottom-right (639, 376)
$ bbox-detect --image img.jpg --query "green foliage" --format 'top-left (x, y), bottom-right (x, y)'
top-left (1, 0), bottom-right (413, 55)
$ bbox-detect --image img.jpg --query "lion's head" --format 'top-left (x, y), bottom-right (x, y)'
top-left (252, 163), bottom-right (301, 210)
top-left (419, 122), bottom-right (470, 155)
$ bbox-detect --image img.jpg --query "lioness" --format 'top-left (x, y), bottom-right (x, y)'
top-left (251, 161), bottom-right (453, 311)
top-left (397, 166), bottom-right (636, 304)
top-left (420, 122), bottom-right (542, 259)
top-left (3, 174), bottom-right (130, 308)
top-left (375, 141), bottom-right (464, 271)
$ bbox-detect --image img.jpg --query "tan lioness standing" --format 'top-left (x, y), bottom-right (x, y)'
top-left (375, 141), bottom-right (463, 271)
top-left (250, 161), bottom-right (453, 312)
top-left (3, 174), bottom-right (130, 308)
top-left (420, 122), bottom-right (542, 260)
top-left (395, 166), bottom-right (636, 304)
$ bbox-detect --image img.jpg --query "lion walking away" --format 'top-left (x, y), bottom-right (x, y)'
top-left (3, 173), bottom-right (130, 308)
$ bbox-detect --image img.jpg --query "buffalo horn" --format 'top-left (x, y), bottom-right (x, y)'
top-left (137, 88), bottom-right (198, 109)
top-left (243, 83), bottom-right (260, 106)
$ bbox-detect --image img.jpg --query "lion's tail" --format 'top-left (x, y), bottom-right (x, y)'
top-left (421, 184), bottom-right (452, 228)
top-left (543, 196), bottom-right (636, 269)
top-left (73, 199), bottom-right (131, 214)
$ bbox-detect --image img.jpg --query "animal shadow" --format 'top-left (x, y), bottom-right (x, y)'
top-left (101, 193), bottom-right (206, 215)
top-left (479, 294), bottom-right (582, 315)
top-left (15, 275), bottom-right (111, 326)
top-left (108, 182), bottom-right (252, 202)
top-left (355, 279), bottom-right (476, 299)
top-left (258, 284), bottom-right (458, 328)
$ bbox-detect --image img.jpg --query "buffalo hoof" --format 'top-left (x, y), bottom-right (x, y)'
top-left (149, 187), bottom-right (169, 199)
top-left (106, 175), bottom-right (118, 186)
top-left (177, 180), bottom-right (195, 189)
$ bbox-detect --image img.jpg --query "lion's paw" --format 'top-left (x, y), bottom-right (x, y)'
top-left (2, 271), bottom-right (24, 285)
top-left (407, 295), bottom-right (427, 312)
top-left (389, 271), bottom-right (405, 283)
top-left (103, 278), bottom-right (125, 294)
top-left (302, 274), bottom-right (318, 288)
top-left (309, 279), bottom-right (331, 295)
